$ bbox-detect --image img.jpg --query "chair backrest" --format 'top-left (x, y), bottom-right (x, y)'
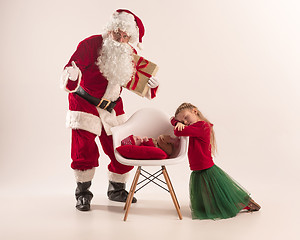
top-left (111, 108), bottom-right (188, 166)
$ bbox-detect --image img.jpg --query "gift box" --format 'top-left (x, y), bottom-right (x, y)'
top-left (125, 54), bottom-right (159, 97)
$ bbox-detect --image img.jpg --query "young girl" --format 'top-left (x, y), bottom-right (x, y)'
top-left (171, 102), bottom-right (260, 220)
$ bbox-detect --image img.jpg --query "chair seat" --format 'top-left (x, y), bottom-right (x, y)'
top-left (113, 152), bottom-right (188, 166)
top-left (111, 108), bottom-right (188, 166)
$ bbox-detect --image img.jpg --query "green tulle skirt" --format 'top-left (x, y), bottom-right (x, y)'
top-left (189, 165), bottom-right (250, 220)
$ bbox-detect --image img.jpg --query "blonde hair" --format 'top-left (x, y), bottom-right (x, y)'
top-left (175, 103), bottom-right (217, 156)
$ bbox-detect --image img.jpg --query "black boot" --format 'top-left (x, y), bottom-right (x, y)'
top-left (75, 181), bottom-right (93, 211)
top-left (107, 181), bottom-right (137, 203)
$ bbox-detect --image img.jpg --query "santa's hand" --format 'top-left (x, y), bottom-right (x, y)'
top-left (67, 61), bottom-right (79, 81)
top-left (147, 76), bottom-right (159, 88)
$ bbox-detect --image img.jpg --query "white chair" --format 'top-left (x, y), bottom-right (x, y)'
top-left (111, 108), bottom-right (188, 221)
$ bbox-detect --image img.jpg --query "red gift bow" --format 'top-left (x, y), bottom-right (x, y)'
top-left (127, 57), bottom-right (152, 90)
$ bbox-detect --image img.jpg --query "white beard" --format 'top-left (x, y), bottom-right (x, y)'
top-left (95, 36), bottom-right (135, 135)
top-left (96, 36), bottom-right (134, 87)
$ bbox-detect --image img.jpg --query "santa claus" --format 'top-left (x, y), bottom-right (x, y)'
top-left (60, 9), bottom-right (159, 211)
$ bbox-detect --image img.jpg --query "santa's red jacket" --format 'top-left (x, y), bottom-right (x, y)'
top-left (61, 35), bottom-right (158, 136)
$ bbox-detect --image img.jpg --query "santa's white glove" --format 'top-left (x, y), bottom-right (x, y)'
top-left (147, 76), bottom-right (159, 88)
top-left (67, 61), bottom-right (79, 81)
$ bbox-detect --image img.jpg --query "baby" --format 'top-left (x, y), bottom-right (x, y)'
top-left (121, 134), bottom-right (179, 156)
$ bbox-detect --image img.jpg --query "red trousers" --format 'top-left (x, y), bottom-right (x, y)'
top-left (71, 128), bottom-right (133, 174)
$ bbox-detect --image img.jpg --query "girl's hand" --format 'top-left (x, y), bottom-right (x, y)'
top-left (175, 122), bottom-right (185, 131)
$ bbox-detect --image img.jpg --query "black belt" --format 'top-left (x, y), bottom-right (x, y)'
top-left (75, 86), bottom-right (119, 113)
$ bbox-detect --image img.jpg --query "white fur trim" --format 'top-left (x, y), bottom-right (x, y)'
top-left (144, 89), bottom-right (151, 99)
top-left (74, 168), bottom-right (96, 182)
top-left (66, 110), bottom-right (102, 136)
top-left (97, 108), bottom-right (126, 135)
top-left (108, 171), bottom-right (131, 183)
top-left (103, 83), bottom-right (121, 101)
top-left (144, 86), bottom-right (160, 100)
top-left (60, 68), bottom-right (82, 93)
top-left (137, 42), bottom-right (143, 50)
top-left (116, 113), bottom-right (127, 125)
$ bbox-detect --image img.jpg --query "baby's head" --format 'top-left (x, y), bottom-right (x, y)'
top-left (121, 135), bottom-right (143, 146)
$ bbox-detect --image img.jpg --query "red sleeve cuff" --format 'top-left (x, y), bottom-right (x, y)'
top-left (66, 79), bottom-right (79, 92)
top-left (150, 86), bottom-right (158, 99)
top-left (170, 117), bottom-right (179, 126)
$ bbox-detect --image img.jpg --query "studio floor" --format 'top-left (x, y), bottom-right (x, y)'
top-left (1, 182), bottom-right (298, 240)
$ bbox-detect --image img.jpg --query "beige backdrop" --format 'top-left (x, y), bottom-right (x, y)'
top-left (0, 0), bottom-right (299, 225)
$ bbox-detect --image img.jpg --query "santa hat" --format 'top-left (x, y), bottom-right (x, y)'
top-left (121, 135), bottom-right (135, 146)
top-left (106, 9), bottom-right (145, 48)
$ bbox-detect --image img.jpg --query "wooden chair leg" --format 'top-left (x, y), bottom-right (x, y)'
top-left (162, 166), bottom-right (183, 220)
top-left (162, 166), bottom-right (180, 209)
top-left (124, 167), bottom-right (140, 211)
top-left (124, 166), bottom-right (141, 221)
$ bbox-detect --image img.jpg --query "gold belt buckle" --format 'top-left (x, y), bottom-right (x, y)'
top-left (97, 98), bottom-right (111, 109)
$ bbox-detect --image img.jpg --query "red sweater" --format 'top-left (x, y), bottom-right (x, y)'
top-left (171, 119), bottom-right (214, 171)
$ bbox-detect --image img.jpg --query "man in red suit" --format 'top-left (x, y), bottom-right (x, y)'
top-left (61, 9), bottom-right (159, 211)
